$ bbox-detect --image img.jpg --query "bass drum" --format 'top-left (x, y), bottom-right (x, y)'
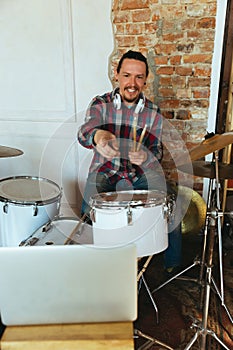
top-left (0, 176), bottom-right (62, 247)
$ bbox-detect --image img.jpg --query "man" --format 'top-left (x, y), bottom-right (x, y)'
top-left (78, 50), bottom-right (181, 272)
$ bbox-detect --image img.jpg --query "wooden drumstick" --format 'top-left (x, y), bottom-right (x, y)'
top-left (64, 213), bottom-right (87, 245)
top-left (136, 124), bottom-right (147, 151)
top-left (133, 120), bottom-right (137, 152)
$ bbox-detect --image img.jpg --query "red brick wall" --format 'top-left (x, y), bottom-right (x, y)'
top-left (111, 0), bottom-right (217, 189)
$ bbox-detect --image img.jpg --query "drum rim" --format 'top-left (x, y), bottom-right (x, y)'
top-left (90, 189), bottom-right (166, 208)
top-left (20, 216), bottom-right (86, 246)
top-left (48, 216), bottom-right (80, 224)
top-left (0, 175), bottom-right (62, 205)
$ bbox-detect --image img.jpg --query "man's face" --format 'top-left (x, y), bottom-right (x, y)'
top-left (115, 58), bottom-right (147, 106)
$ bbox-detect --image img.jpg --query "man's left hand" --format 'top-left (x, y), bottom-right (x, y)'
top-left (128, 150), bottom-right (147, 165)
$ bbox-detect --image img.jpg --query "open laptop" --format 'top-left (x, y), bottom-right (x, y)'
top-left (0, 244), bottom-right (137, 326)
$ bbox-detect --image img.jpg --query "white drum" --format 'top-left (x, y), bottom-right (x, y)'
top-left (0, 176), bottom-right (62, 247)
top-left (21, 217), bottom-right (93, 246)
top-left (90, 190), bottom-right (169, 257)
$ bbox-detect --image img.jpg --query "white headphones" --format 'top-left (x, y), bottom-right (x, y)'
top-left (113, 89), bottom-right (145, 114)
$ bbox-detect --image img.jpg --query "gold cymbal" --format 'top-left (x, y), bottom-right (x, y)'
top-left (179, 186), bottom-right (207, 235)
top-left (0, 145), bottom-right (23, 158)
top-left (189, 132), bottom-right (233, 161)
top-left (178, 161), bottom-right (233, 179)
top-left (176, 132), bottom-right (233, 166)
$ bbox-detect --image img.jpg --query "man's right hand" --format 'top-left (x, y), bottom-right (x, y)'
top-left (94, 130), bottom-right (120, 159)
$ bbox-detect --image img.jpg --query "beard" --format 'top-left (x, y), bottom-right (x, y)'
top-left (122, 88), bottom-right (140, 104)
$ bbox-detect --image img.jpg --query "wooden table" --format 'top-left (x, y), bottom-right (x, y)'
top-left (1, 322), bottom-right (134, 350)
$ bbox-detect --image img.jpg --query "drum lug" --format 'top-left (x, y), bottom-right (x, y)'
top-left (3, 203), bottom-right (8, 214)
top-left (90, 209), bottom-right (96, 223)
top-left (165, 195), bottom-right (176, 222)
top-left (163, 203), bottom-right (168, 219)
top-left (42, 221), bottom-right (52, 232)
top-left (33, 205), bottom-right (38, 216)
top-left (127, 204), bottom-right (133, 225)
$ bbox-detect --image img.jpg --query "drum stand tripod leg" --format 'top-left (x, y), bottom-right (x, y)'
top-left (152, 176), bottom-right (214, 295)
top-left (134, 329), bottom-right (174, 350)
top-left (137, 256), bottom-right (159, 322)
top-left (135, 256), bottom-right (174, 350)
top-left (184, 218), bottom-right (231, 350)
top-left (152, 260), bottom-right (199, 293)
top-left (153, 152), bottom-right (233, 324)
top-left (141, 275), bottom-right (159, 323)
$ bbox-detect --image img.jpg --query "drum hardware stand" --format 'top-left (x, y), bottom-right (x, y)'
top-left (152, 151), bottom-right (232, 349)
top-left (137, 255), bottom-right (159, 323)
top-left (183, 213), bottom-right (231, 350)
top-left (134, 329), bottom-right (174, 350)
top-left (134, 255), bottom-right (174, 350)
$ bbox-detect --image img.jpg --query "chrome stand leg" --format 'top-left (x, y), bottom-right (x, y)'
top-left (141, 275), bottom-right (159, 324)
top-left (184, 217), bottom-right (231, 350)
top-left (134, 329), bottom-right (174, 350)
top-left (137, 256), bottom-right (158, 322)
top-left (152, 260), bottom-right (199, 293)
top-left (135, 256), bottom-right (173, 350)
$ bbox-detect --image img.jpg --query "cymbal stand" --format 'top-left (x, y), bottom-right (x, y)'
top-left (184, 211), bottom-right (230, 350)
top-left (196, 151), bottom-right (232, 325)
top-left (134, 255), bottom-right (174, 350)
top-left (152, 172), bottom-right (214, 294)
top-left (151, 150), bottom-right (233, 349)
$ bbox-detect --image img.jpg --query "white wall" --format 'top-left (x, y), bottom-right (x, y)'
top-left (0, 0), bottom-right (113, 216)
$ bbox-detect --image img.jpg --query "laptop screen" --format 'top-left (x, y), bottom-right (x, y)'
top-left (0, 244), bottom-right (137, 325)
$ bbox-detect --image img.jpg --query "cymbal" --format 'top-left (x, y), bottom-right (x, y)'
top-left (178, 161), bottom-right (233, 179)
top-left (179, 186), bottom-right (207, 235)
top-left (0, 145), bottom-right (23, 158)
top-left (190, 132), bottom-right (233, 161)
top-left (176, 132), bottom-right (233, 165)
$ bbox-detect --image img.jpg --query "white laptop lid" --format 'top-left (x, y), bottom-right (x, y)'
top-left (0, 244), bottom-right (137, 326)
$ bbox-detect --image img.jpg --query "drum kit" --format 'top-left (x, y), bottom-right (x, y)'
top-left (1, 130), bottom-right (233, 350)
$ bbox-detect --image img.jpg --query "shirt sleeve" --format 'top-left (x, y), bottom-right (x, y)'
top-left (77, 96), bottom-right (105, 149)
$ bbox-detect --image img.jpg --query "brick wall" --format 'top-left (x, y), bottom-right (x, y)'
top-left (111, 0), bottom-right (217, 189)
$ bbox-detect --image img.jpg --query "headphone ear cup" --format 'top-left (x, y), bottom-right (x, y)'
top-left (113, 93), bottom-right (121, 110)
top-left (134, 98), bottom-right (145, 114)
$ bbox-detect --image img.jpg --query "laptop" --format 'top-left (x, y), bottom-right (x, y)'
top-left (0, 244), bottom-right (137, 326)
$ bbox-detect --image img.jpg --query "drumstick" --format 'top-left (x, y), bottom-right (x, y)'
top-left (133, 120), bottom-right (137, 152)
top-left (64, 213), bottom-right (87, 245)
top-left (136, 124), bottom-right (147, 151)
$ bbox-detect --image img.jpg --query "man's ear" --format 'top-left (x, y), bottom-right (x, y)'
top-left (114, 68), bottom-right (118, 82)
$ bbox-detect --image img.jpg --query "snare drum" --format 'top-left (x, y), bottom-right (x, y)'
top-left (90, 190), bottom-right (168, 257)
top-left (21, 217), bottom-right (93, 246)
top-left (0, 176), bottom-right (62, 246)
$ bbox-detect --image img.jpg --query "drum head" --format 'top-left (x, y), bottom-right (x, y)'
top-left (90, 190), bottom-right (166, 208)
top-left (0, 176), bottom-right (61, 205)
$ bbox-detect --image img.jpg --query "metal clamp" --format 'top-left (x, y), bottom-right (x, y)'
top-left (90, 208), bottom-right (96, 223)
top-left (3, 203), bottom-right (8, 214)
top-left (127, 204), bottom-right (133, 225)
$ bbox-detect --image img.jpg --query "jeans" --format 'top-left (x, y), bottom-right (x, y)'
top-left (81, 170), bottom-right (182, 269)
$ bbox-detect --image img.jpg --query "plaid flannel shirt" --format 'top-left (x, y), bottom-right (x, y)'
top-left (77, 91), bottom-right (163, 184)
